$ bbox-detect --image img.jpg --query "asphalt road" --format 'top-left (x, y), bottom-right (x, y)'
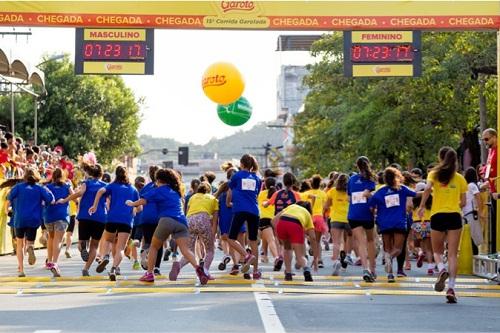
top-left (0, 245), bottom-right (498, 333)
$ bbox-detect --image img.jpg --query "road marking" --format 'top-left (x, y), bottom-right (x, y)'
top-left (33, 331), bottom-right (61, 333)
top-left (253, 283), bottom-right (286, 333)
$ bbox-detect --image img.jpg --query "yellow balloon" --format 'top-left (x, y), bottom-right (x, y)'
top-left (202, 62), bottom-right (245, 105)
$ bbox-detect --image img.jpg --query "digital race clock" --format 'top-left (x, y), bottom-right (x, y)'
top-left (82, 41), bottom-right (147, 60)
top-left (350, 45), bottom-right (414, 62)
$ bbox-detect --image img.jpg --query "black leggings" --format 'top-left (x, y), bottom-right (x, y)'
top-left (142, 224), bottom-right (163, 268)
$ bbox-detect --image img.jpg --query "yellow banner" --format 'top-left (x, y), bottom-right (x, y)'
top-left (352, 64), bottom-right (414, 77)
top-left (83, 29), bottom-right (146, 41)
top-left (0, 1), bottom-right (498, 30)
top-left (83, 62), bottom-right (146, 74)
top-left (352, 31), bottom-right (413, 43)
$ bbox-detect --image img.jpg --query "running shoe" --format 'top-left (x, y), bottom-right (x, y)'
top-left (416, 253), bottom-right (425, 268)
top-left (65, 251), bottom-right (72, 259)
top-left (387, 273), bottom-right (395, 283)
top-left (139, 272), bottom-right (154, 283)
top-left (96, 255), bottom-right (109, 273)
top-left (434, 269), bottom-right (449, 292)
top-left (252, 270), bottom-right (262, 280)
top-left (363, 270), bottom-right (375, 283)
top-left (241, 254), bottom-right (256, 274)
top-left (243, 273), bottom-right (251, 280)
top-left (115, 267), bottom-right (121, 276)
top-left (345, 255), bottom-right (354, 266)
top-left (82, 269), bottom-right (90, 277)
top-left (140, 250), bottom-right (148, 270)
top-left (163, 248), bottom-right (171, 261)
top-left (284, 272), bottom-right (293, 281)
top-left (132, 260), bottom-right (141, 270)
top-left (79, 246), bottom-right (89, 262)
top-left (318, 260), bottom-right (324, 269)
top-left (195, 265), bottom-right (209, 285)
top-left (45, 262), bottom-right (53, 270)
top-left (18, 271), bottom-right (25, 278)
top-left (169, 262), bottom-right (180, 281)
top-left (427, 268), bottom-right (434, 276)
top-left (109, 267), bottom-right (117, 281)
top-left (229, 264), bottom-right (240, 275)
top-left (397, 269), bottom-right (407, 278)
top-left (308, 247), bottom-right (314, 256)
top-left (446, 288), bottom-right (457, 303)
top-left (50, 264), bottom-right (61, 278)
top-left (153, 267), bottom-right (161, 276)
top-left (27, 246), bottom-right (36, 266)
top-left (405, 261), bottom-right (411, 270)
top-left (218, 256), bottom-right (231, 271)
top-left (273, 256), bottom-right (284, 272)
top-left (303, 269), bottom-right (313, 282)
top-left (332, 261), bottom-right (341, 276)
top-left (339, 251), bottom-right (348, 269)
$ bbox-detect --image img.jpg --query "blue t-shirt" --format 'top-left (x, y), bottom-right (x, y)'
top-left (44, 182), bottom-right (71, 223)
top-left (369, 185), bottom-right (416, 232)
top-left (229, 170), bottom-right (261, 216)
top-left (140, 182), bottom-right (159, 225)
top-left (104, 182), bottom-right (139, 226)
top-left (8, 182), bottom-right (54, 228)
top-left (77, 179), bottom-right (107, 223)
top-left (347, 173), bottom-right (376, 221)
top-left (141, 185), bottom-right (187, 226)
top-left (218, 191), bottom-right (246, 233)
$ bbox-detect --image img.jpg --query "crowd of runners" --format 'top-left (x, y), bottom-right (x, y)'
top-left (2, 128), bottom-right (498, 304)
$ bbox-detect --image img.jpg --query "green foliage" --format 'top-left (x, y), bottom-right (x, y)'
top-left (294, 32), bottom-right (497, 177)
top-left (0, 55), bottom-right (141, 164)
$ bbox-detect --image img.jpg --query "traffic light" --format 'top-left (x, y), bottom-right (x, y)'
top-left (178, 146), bottom-right (189, 166)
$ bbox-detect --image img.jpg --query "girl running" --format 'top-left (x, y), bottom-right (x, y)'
top-left (306, 175), bottom-right (328, 269)
top-left (44, 168), bottom-right (72, 277)
top-left (273, 201), bottom-right (319, 281)
top-left (412, 182), bottom-right (434, 275)
top-left (348, 156), bottom-right (377, 282)
top-left (126, 168), bottom-right (209, 284)
top-left (257, 177), bottom-right (279, 264)
top-left (369, 167), bottom-right (416, 282)
top-left (90, 166), bottom-right (139, 281)
top-left (58, 164), bottom-right (107, 276)
top-left (6, 168), bottom-right (54, 277)
top-left (226, 154), bottom-right (262, 279)
top-left (418, 147), bottom-right (467, 303)
top-left (325, 173), bottom-right (352, 275)
top-left (170, 181), bottom-right (218, 280)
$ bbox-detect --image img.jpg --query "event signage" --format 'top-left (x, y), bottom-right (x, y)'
top-left (74, 28), bottom-right (154, 75)
top-left (344, 31), bottom-right (422, 77)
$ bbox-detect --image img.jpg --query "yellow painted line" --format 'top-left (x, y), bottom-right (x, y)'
top-left (1, 286), bottom-right (500, 298)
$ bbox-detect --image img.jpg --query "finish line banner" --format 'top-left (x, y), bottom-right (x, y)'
top-left (0, 1), bottom-right (499, 30)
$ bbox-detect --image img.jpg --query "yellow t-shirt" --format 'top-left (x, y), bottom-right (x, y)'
top-left (306, 189), bottom-right (327, 217)
top-left (180, 183), bottom-right (186, 197)
top-left (412, 207), bottom-right (431, 221)
top-left (427, 171), bottom-right (467, 216)
top-left (187, 193), bottom-right (218, 217)
top-left (281, 204), bottom-right (314, 230)
top-left (69, 200), bottom-right (77, 216)
top-left (258, 190), bottom-right (275, 219)
top-left (326, 188), bottom-right (349, 223)
top-left (299, 192), bottom-right (309, 201)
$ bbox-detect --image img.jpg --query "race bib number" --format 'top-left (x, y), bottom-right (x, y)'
top-left (352, 191), bottom-right (367, 204)
top-left (385, 194), bottom-right (400, 208)
top-left (241, 178), bottom-right (257, 191)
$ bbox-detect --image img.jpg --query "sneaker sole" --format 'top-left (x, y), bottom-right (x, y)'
top-left (363, 274), bottom-right (375, 283)
top-left (446, 294), bottom-right (457, 303)
top-left (339, 251), bottom-right (348, 269)
top-left (434, 271), bottom-right (449, 292)
top-left (218, 262), bottom-right (227, 271)
top-left (50, 267), bottom-right (60, 278)
top-left (96, 258), bottom-right (109, 273)
top-left (304, 271), bottom-right (313, 282)
top-left (81, 249), bottom-right (89, 262)
top-left (273, 259), bottom-right (283, 272)
top-left (197, 272), bottom-right (209, 285)
top-left (241, 256), bottom-right (256, 274)
top-left (109, 273), bottom-right (116, 282)
top-left (27, 247), bottom-right (36, 266)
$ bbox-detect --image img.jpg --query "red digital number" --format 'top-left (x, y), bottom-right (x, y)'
top-left (372, 46), bottom-right (381, 59)
top-left (84, 43), bottom-right (93, 57)
top-left (381, 46), bottom-right (390, 59)
top-left (352, 46), bottom-right (361, 60)
top-left (113, 44), bottom-right (121, 57)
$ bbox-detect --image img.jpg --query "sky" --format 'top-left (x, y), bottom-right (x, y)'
top-left (1, 27), bottom-right (318, 144)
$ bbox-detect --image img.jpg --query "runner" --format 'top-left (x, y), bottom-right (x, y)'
top-left (273, 201), bottom-right (318, 281)
top-left (412, 182), bottom-right (434, 275)
top-left (170, 181), bottom-right (218, 280)
top-left (90, 166), bottom-right (139, 281)
top-left (257, 177), bottom-right (279, 264)
top-left (369, 167), bottom-right (416, 283)
top-left (44, 167), bottom-right (72, 277)
top-left (58, 164), bottom-right (107, 276)
top-left (347, 156), bottom-right (377, 282)
top-left (64, 198), bottom-right (78, 259)
top-left (462, 167), bottom-right (484, 254)
top-left (6, 168), bottom-right (54, 277)
top-left (226, 154), bottom-right (262, 279)
top-left (306, 174), bottom-right (328, 269)
top-left (325, 173), bottom-right (351, 275)
top-left (126, 168), bottom-right (209, 284)
top-left (418, 147), bottom-right (467, 303)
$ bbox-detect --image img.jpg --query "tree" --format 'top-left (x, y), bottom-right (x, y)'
top-left (0, 55), bottom-right (141, 164)
top-left (293, 32), bottom-right (497, 177)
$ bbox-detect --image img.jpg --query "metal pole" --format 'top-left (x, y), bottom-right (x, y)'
top-left (34, 98), bottom-right (38, 146)
top-left (10, 83), bottom-right (14, 134)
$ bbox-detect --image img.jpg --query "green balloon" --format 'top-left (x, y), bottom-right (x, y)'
top-left (217, 96), bottom-right (252, 126)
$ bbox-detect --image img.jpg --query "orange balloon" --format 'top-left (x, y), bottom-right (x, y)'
top-left (202, 62), bottom-right (245, 105)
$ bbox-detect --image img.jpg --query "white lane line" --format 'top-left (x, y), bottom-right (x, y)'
top-left (33, 331), bottom-right (61, 333)
top-left (253, 283), bottom-right (286, 333)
